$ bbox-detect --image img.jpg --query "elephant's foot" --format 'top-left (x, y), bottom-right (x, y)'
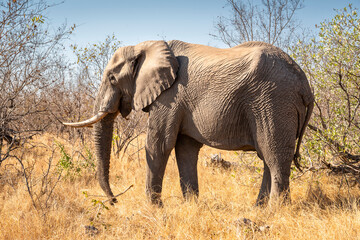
top-left (267, 186), bottom-right (291, 209)
top-left (153, 199), bottom-right (164, 207)
top-left (147, 191), bottom-right (164, 207)
top-left (255, 194), bottom-right (269, 207)
top-left (268, 169), bottom-right (291, 206)
top-left (183, 190), bottom-right (199, 203)
top-left (256, 175), bottom-right (291, 207)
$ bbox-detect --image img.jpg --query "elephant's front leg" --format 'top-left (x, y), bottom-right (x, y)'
top-left (145, 146), bottom-right (171, 206)
top-left (145, 124), bottom-right (177, 206)
top-left (175, 134), bottom-right (203, 199)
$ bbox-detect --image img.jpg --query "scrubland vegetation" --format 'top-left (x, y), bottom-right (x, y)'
top-left (1, 135), bottom-right (360, 239)
top-left (1, 0), bottom-right (359, 239)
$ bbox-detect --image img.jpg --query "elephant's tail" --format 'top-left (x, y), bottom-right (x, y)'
top-left (293, 100), bottom-right (314, 172)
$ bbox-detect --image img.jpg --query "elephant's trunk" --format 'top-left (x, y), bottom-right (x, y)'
top-left (93, 112), bottom-right (118, 203)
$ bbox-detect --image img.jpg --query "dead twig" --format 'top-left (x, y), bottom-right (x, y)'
top-left (206, 153), bottom-right (240, 170)
top-left (102, 184), bottom-right (134, 204)
top-left (322, 160), bottom-right (360, 175)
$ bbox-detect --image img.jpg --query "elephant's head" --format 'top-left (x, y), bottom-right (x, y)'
top-left (63, 41), bottom-right (178, 203)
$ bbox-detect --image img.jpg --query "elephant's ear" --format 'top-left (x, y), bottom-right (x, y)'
top-left (132, 41), bottom-right (178, 111)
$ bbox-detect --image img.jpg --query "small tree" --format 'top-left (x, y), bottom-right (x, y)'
top-left (0, 0), bottom-right (76, 216)
top-left (213, 0), bottom-right (304, 49)
top-left (72, 34), bottom-right (122, 99)
top-left (291, 5), bottom-right (360, 174)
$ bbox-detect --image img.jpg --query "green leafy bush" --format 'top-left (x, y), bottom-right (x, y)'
top-left (292, 4), bottom-right (360, 169)
top-left (56, 142), bottom-right (96, 178)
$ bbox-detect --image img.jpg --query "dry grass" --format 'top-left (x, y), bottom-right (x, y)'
top-left (1, 134), bottom-right (360, 239)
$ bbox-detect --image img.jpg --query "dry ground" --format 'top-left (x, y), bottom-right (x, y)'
top-left (1, 134), bottom-right (360, 239)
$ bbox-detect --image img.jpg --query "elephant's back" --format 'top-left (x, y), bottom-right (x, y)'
top-left (169, 39), bottom-right (313, 111)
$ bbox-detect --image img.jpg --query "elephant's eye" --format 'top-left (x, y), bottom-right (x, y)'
top-left (109, 75), bottom-right (117, 85)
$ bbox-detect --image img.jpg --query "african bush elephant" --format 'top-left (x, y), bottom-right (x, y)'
top-left (64, 40), bottom-right (314, 206)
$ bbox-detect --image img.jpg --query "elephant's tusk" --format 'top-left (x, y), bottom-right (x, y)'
top-left (62, 112), bottom-right (108, 128)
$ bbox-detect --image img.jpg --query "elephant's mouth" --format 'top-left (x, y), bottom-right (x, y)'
top-left (63, 93), bottom-right (128, 128)
top-left (62, 111), bottom-right (109, 128)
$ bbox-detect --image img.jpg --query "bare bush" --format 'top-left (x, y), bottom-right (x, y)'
top-left (0, 0), bottom-right (78, 217)
top-left (213, 0), bottom-right (304, 49)
top-left (0, 0), bottom-right (74, 165)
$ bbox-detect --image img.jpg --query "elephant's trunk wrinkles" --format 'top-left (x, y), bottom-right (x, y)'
top-left (94, 112), bottom-right (118, 203)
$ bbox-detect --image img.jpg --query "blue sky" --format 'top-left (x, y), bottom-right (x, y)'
top-left (48, 0), bottom-right (360, 50)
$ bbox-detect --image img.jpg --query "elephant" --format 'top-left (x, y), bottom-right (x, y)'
top-left (63, 40), bottom-right (314, 206)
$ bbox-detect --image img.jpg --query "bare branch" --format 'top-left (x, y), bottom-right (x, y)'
top-left (213, 0), bottom-right (303, 49)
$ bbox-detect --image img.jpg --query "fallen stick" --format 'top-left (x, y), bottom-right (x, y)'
top-left (102, 184), bottom-right (134, 204)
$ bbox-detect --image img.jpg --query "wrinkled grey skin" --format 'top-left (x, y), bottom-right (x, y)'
top-left (83, 40), bottom-right (314, 206)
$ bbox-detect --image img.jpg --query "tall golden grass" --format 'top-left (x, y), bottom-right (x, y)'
top-left (1, 134), bottom-right (359, 239)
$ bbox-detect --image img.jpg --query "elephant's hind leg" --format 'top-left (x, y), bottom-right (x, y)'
top-left (256, 160), bottom-right (271, 206)
top-left (256, 108), bottom-right (298, 205)
top-left (265, 142), bottom-right (295, 205)
top-left (175, 134), bottom-right (203, 200)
